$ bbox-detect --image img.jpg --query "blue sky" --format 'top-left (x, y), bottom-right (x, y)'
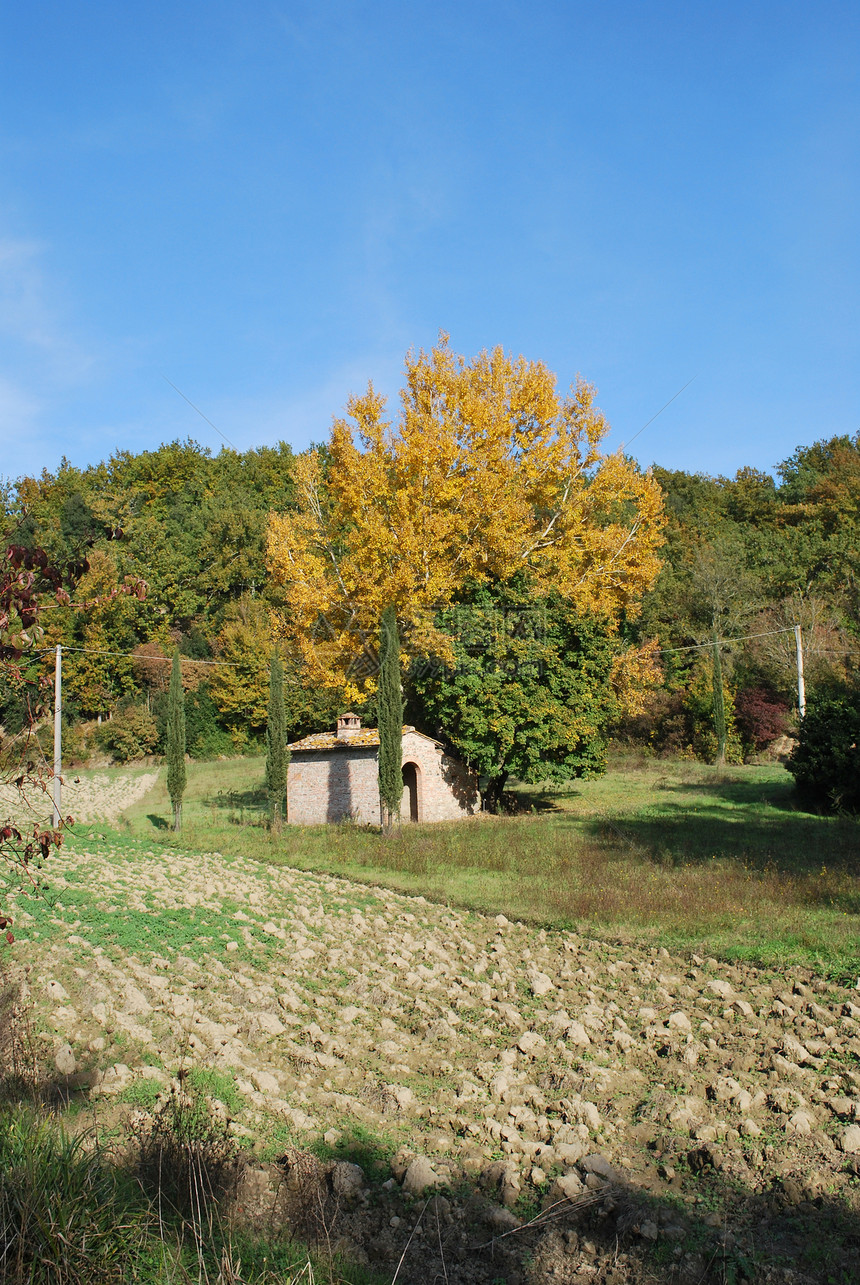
top-left (1, 1), bottom-right (858, 482)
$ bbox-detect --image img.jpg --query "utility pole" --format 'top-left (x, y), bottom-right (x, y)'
top-left (794, 624), bottom-right (806, 718)
top-left (52, 645), bottom-right (62, 827)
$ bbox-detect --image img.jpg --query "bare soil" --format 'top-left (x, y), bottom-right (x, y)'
top-left (3, 774), bottom-right (860, 1284)
top-left (0, 768), bottom-right (158, 826)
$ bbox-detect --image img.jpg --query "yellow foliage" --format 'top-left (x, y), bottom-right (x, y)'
top-left (267, 337), bottom-right (665, 700)
top-left (610, 639), bottom-right (663, 717)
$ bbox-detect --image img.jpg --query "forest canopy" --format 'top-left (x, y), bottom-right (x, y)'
top-left (2, 357), bottom-right (858, 778)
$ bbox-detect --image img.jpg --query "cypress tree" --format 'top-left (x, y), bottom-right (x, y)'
top-left (377, 605), bottom-right (403, 833)
top-left (711, 630), bottom-right (727, 767)
top-left (166, 648), bottom-right (186, 831)
top-left (266, 653), bottom-right (289, 828)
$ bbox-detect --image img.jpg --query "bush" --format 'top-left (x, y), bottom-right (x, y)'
top-left (613, 661), bottom-right (745, 764)
top-left (787, 686), bottom-right (860, 813)
top-left (683, 659), bottom-right (743, 764)
top-left (131, 1074), bottom-right (240, 1223)
top-left (734, 685), bottom-right (791, 753)
top-left (33, 717), bottom-right (96, 767)
top-left (612, 687), bottom-right (695, 758)
top-left (97, 704), bottom-right (159, 763)
top-left (62, 720), bottom-right (96, 767)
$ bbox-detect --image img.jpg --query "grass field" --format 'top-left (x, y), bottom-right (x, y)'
top-left (69, 753), bottom-right (860, 981)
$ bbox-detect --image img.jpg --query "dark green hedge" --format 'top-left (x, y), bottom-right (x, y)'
top-left (787, 686), bottom-right (860, 813)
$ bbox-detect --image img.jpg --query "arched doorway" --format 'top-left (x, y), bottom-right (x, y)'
top-left (401, 762), bottom-right (420, 822)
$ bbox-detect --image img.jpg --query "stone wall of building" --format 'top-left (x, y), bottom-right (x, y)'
top-left (400, 730), bottom-right (479, 822)
top-left (286, 731), bottom-right (479, 826)
top-left (287, 747), bottom-right (380, 826)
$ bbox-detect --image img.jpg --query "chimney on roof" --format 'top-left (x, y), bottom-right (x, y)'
top-left (336, 712), bottom-right (362, 741)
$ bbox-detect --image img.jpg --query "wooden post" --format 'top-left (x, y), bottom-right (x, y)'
top-left (794, 624), bottom-right (806, 718)
top-left (52, 645), bottom-right (62, 827)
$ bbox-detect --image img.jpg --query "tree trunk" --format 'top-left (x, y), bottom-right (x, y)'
top-left (483, 771), bottom-right (509, 813)
top-left (381, 804), bottom-right (399, 836)
top-left (173, 801), bottom-right (182, 833)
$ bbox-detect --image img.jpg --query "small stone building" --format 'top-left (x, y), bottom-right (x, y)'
top-left (287, 713), bottom-right (479, 825)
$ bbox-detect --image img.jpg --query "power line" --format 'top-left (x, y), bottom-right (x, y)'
top-left (162, 376), bottom-right (239, 452)
top-left (35, 645), bottom-right (245, 668)
top-left (619, 375), bottom-right (698, 455)
top-left (652, 626), bottom-right (797, 656)
top-left (41, 624), bottom-right (814, 663)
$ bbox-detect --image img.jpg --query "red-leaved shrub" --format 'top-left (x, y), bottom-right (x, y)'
top-left (734, 686), bottom-right (790, 751)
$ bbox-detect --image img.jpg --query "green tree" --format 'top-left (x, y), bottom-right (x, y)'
top-left (281, 656), bottom-right (345, 742)
top-left (47, 550), bottom-right (139, 718)
top-left (265, 654), bottom-right (289, 828)
top-left (98, 702), bottom-right (159, 763)
top-left (377, 606), bottom-right (403, 832)
top-left (412, 586), bottom-right (625, 810)
top-left (166, 649), bottom-right (186, 831)
top-left (207, 598), bottom-right (272, 748)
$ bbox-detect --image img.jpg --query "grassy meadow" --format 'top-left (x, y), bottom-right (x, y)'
top-left (70, 753), bottom-right (860, 981)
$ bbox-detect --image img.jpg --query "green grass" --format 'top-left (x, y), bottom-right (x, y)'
top-left (63, 752), bottom-right (860, 980)
top-left (184, 1067), bottom-right (245, 1116)
top-left (116, 1069), bottom-right (244, 1117)
top-left (0, 1106), bottom-right (152, 1284)
top-left (0, 1103), bottom-right (383, 1284)
top-left (1, 836), bottom-right (283, 965)
top-left (118, 1078), bottom-right (164, 1110)
top-left (308, 1121), bottom-right (398, 1182)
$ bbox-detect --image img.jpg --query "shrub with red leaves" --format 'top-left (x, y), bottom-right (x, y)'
top-left (734, 685), bottom-right (791, 751)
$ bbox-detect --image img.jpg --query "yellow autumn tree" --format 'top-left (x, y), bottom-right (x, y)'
top-left (267, 337), bottom-right (665, 701)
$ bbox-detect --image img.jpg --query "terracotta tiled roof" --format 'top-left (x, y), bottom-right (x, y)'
top-left (288, 725), bottom-right (441, 752)
top-left (288, 729), bottom-right (383, 751)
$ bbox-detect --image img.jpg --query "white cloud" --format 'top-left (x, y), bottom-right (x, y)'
top-left (0, 233), bottom-right (111, 477)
